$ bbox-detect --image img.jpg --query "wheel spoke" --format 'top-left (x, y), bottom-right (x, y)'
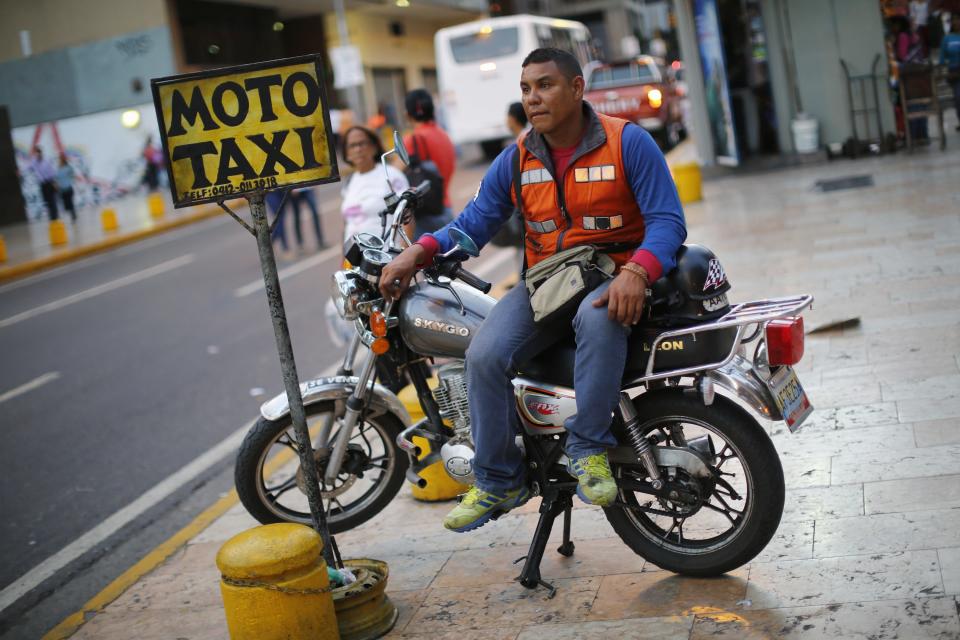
top-left (277, 434), bottom-right (299, 454)
top-left (265, 475), bottom-right (298, 499)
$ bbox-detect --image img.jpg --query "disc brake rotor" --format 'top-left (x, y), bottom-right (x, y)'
top-left (294, 445), bottom-right (362, 499)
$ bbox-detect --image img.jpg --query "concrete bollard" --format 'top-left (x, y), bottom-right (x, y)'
top-left (0, 235), bottom-right (6, 262)
top-left (148, 193), bottom-right (165, 219)
top-left (49, 220), bottom-right (68, 246)
top-left (101, 208), bottom-right (119, 232)
top-left (397, 384), bottom-right (469, 501)
top-left (671, 162), bottom-right (703, 204)
top-left (216, 523), bottom-right (340, 640)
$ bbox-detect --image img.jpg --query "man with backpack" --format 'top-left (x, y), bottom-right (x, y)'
top-left (403, 89), bottom-right (456, 238)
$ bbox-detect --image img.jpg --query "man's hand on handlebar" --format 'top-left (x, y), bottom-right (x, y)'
top-left (380, 243), bottom-right (425, 300)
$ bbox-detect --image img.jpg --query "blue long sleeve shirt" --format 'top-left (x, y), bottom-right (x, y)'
top-left (422, 123), bottom-right (687, 279)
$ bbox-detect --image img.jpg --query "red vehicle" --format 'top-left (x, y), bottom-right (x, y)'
top-left (585, 56), bottom-right (685, 149)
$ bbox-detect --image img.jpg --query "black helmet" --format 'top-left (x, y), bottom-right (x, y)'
top-left (646, 244), bottom-right (731, 325)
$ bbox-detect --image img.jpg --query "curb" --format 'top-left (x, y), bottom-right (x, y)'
top-left (0, 200), bottom-right (241, 284)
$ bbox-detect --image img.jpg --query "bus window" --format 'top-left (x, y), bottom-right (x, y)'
top-left (549, 28), bottom-right (574, 54)
top-left (449, 27), bottom-right (519, 63)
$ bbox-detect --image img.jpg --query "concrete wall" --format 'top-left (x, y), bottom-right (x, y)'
top-left (777, 0), bottom-right (894, 147)
top-left (0, 26), bottom-right (176, 128)
top-left (0, 0), bottom-right (168, 62)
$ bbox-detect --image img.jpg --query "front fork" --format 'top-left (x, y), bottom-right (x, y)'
top-left (323, 301), bottom-right (394, 484)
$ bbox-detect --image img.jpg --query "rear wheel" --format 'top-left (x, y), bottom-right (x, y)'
top-left (604, 390), bottom-right (784, 576)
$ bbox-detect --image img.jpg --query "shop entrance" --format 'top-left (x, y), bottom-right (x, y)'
top-left (716, 0), bottom-right (781, 158)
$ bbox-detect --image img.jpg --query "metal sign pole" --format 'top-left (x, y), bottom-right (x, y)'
top-left (247, 192), bottom-right (337, 567)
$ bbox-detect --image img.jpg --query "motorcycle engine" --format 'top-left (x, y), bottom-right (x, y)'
top-left (433, 363), bottom-right (476, 484)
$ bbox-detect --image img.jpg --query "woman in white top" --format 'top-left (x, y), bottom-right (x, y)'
top-left (339, 126), bottom-right (409, 243)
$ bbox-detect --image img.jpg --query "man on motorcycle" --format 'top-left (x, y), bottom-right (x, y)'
top-left (381, 47), bottom-right (686, 532)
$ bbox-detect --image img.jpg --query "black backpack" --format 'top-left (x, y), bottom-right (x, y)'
top-left (404, 135), bottom-right (445, 219)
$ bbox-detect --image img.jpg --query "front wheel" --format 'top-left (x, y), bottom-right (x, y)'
top-left (604, 390), bottom-right (784, 576)
top-left (235, 400), bottom-right (408, 533)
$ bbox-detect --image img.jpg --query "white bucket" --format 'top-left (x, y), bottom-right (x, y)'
top-left (791, 114), bottom-right (819, 154)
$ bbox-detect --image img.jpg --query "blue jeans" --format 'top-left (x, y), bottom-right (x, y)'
top-left (464, 280), bottom-right (627, 492)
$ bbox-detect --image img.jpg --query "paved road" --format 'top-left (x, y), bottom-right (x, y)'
top-left (0, 160), bottom-right (512, 635)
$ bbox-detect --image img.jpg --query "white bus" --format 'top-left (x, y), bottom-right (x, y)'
top-left (435, 15), bottom-right (593, 158)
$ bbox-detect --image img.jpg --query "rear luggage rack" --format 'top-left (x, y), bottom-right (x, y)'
top-left (634, 294), bottom-right (814, 383)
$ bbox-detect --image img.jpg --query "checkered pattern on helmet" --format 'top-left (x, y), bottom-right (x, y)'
top-left (703, 258), bottom-right (727, 291)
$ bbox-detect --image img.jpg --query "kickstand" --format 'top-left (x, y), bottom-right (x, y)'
top-left (556, 503), bottom-right (575, 557)
top-left (514, 488), bottom-right (573, 599)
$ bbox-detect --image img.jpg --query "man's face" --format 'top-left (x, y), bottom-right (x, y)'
top-left (520, 61), bottom-right (584, 136)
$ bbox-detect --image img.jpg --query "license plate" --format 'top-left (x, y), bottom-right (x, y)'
top-left (768, 366), bottom-right (813, 432)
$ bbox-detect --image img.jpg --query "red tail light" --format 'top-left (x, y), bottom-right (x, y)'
top-left (766, 317), bottom-right (804, 366)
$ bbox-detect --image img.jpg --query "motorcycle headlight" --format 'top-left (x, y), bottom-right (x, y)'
top-left (330, 271), bottom-right (360, 320)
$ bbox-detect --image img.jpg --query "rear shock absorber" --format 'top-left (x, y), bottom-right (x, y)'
top-left (618, 392), bottom-right (664, 490)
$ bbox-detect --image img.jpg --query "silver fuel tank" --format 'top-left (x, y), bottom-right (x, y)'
top-left (398, 279), bottom-right (496, 359)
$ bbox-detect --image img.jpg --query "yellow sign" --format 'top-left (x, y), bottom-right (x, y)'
top-left (151, 55), bottom-right (339, 208)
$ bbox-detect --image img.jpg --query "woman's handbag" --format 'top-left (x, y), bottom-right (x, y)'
top-left (525, 245), bottom-right (615, 325)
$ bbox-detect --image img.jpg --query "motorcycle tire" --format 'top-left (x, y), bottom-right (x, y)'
top-left (604, 389), bottom-right (784, 577)
top-left (235, 400), bottom-right (408, 534)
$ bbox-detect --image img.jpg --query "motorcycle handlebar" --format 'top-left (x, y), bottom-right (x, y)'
top-left (404, 180), bottom-right (431, 200)
top-left (452, 264), bottom-right (492, 294)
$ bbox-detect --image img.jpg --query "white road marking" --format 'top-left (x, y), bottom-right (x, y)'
top-left (0, 372), bottom-right (60, 405)
top-left (0, 362), bottom-right (339, 613)
top-left (233, 245), bottom-right (341, 298)
top-left (0, 254), bottom-right (195, 330)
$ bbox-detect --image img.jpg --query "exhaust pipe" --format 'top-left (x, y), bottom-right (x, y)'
top-left (396, 424), bottom-right (422, 456)
top-left (406, 468), bottom-right (427, 489)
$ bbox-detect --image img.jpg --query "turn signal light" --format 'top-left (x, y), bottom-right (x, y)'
top-left (766, 317), bottom-right (804, 366)
top-left (370, 310), bottom-right (388, 337)
top-left (371, 337), bottom-right (390, 355)
top-left (647, 88), bottom-right (663, 109)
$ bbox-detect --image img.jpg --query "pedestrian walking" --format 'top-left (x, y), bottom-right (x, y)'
top-left (940, 18), bottom-right (960, 131)
top-left (289, 188), bottom-right (326, 252)
top-left (30, 146), bottom-right (58, 220)
top-left (340, 125), bottom-right (409, 243)
top-left (403, 89), bottom-right (456, 238)
top-left (142, 137), bottom-right (164, 191)
top-left (56, 153), bottom-right (77, 222)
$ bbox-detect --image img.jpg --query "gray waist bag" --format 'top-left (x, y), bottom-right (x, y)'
top-left (525, 245), bottom-right (615, 325)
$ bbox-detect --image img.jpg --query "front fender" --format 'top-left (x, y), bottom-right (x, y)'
top-left (259, 376), bottom-right (412, 426)
top-left (704, 355), bottom-right (782, 421)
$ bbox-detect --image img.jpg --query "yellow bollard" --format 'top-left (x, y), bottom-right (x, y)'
top-left (0, 235), bottom-right (6, 262)
top-left (397, 384), bottom-right (470, 501)
top-left (216, 523), bottom-right (340, 640)
top-left (49, 220), bottom-right (68, 246)
top-left (101, 208), bottom-right (119, 232)
top-left (148, 193), bottom-right (165, 219)
top-left (671, 162), bottom-right (703, 204)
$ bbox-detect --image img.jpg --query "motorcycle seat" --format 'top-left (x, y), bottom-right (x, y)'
top-left (517, 323), bottom-right (739, 389)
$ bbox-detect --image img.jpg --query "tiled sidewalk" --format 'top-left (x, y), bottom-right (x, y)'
top-left (65, 140), bottom-right (960, 639)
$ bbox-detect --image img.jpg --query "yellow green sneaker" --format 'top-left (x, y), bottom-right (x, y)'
top-left (567, 452), bottom-right (617, 506)
top-left (442, 485), bottom-right (531, 532)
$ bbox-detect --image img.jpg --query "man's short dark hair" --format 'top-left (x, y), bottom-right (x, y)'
top-left (507, 101), bottom-right (527, 127)
top-left (521, 47), bottom-right (583, 81)
top-left (405, 89), bottom-right (435, 122)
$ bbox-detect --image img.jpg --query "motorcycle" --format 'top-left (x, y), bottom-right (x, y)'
top-left (235, 133), bottom-right (814, 595)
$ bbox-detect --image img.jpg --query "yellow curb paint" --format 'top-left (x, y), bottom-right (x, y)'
top-left (43, 421), bottom-right (306, 639)
top-left (100, 208), bottom-right (118, 232)
top-left (49, 220), bottom-right (68, 246)
top-left (0, 235), bottom-right (7, 263)
top-left (0, 201), bottom-right (237, 284)
top-left (148, 193), bottom-right (165, 219)
top-left (41, 490), bottom-right (239, 640)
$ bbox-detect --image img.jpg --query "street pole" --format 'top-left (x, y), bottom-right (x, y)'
top-left (333, 0), bottom-right (364, 121)
top-left (248, 193), bottom-right (336, 567)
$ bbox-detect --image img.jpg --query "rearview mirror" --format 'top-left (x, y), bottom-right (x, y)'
top-left (447, 227), bottom-right (480, 257)
top-left (393, 130), bottom-right (409, 166)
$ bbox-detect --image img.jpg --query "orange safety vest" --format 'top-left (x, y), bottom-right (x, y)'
top-left (512, 111), bottom-right (645, 269)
